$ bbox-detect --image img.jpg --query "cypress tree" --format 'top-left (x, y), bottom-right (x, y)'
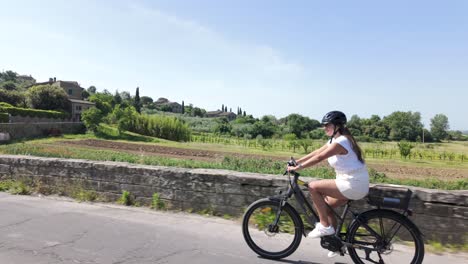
top-left (134, 87), bottom-right (141, 113)
top-left (182, 100), bottom-right (185, 114)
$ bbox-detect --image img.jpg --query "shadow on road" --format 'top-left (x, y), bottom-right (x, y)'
top-left (260, 256), bottom-right (348, 264)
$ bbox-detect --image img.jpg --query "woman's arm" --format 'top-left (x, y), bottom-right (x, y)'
top-left (297, 143), bottom-right (329, 163)
top-left (291, 142), bottom-right (347, 171)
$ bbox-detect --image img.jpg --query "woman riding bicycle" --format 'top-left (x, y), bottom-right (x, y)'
top-left (287, 111), bottom-right (369, 256)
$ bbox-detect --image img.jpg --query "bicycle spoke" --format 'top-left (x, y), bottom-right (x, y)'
top-left (242, 199), bottom-right (302, 259)
top-left (347, 210), bottom-right (424, 264)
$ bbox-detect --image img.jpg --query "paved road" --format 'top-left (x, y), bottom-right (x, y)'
top-left (0, 192), bottom-right (466, 264)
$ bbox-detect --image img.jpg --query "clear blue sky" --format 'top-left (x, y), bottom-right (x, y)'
top-left (1, 0), bottom-right (467, 130)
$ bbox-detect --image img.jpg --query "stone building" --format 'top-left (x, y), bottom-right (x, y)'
top-left (206, 110), bottom-right (237, 121)
top-left (154, 97), bottom-right (183, 113)
top-left (35, 77), bottom-right (95, 121)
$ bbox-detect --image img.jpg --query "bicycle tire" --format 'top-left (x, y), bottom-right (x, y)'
top-left (242, 198), bottom-right (303, 259)
top-left (347, 209), bottom-right (424, 264)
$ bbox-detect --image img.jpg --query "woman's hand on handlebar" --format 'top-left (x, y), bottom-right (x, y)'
top-left (286, 157), bottom-right (300, 173)
top-left (287, 165), bottom-right (302, 172)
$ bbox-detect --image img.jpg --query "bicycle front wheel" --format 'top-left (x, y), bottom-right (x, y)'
top-left (347, 209), bottom-right (424, 264)
top-left (242, 198), bottom-right (303, 260)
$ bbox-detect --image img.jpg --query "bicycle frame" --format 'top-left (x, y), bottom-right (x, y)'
top-left (271, 171), bottom-right (390, 252)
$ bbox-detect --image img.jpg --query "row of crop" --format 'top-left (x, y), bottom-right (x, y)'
top-left (190, 133), bottom-right (467, 163)
top-left (363, 148), bottom-right (466, 162)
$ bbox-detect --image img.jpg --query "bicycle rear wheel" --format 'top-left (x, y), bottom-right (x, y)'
top-left (242, 198), bottom-right (303, 260)
top-left (347, 209), bottom-right (424, 264)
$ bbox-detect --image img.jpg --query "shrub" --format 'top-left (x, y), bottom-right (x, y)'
top-left (9, 181), bottom-right (31, 195)
top-left (72, 189), bottom-right (98, 202)
top-left (151, 193), bottom-right (166, 210)
top-left (117, 190), bottom-right (134, 206)
top-left (0, 180), bottom-right (14, 191)
top-left (81, 107), bottom-right (103, 132)
top-left (27, 84), bottom-right (71, 112)
top-left (398, 141), bottom-right (414, 159)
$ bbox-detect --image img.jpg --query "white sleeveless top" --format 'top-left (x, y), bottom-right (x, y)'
top-left (327, 135), bottom-right (365, 174)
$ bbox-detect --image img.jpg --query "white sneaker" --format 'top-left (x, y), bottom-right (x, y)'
top-left (327, 251), bottom-right (339, 258)
top-left (328, 246), bottom-right (346, 258)
top-left (307, 223), bottom-right (335, 238)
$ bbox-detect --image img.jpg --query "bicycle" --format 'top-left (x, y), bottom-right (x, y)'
top-left (242, 158), bottom-right (425, 264)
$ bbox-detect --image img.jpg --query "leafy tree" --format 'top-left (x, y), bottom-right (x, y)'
top-left (88, 92), bottom-right (113, 115)
top-left (283, 133), bottom-right (299, 152)
top-left (117, 106), bottom-right (139, 132)
top-left (256, 135), bottom-right (272, 150)
top-left (81, 89), bottom-right (90, 100)
top-left (299, 139), bottom-right (314, 153)
top-left (81, 107), bottom-right (103, 132)
top-left (372, 125), bottom-right (389, 140)
top-left (113, 90), bottom-right (122, 106)
top-left (1, 81), bottom-right (17, 91)
top-left (309, 128), bottom-right (326, 140)
top-left (0, 70), bottom-right (18, 82)
top-left (422, 129), bottom-right (433, 142)
top-left (214, 117), bottom-right (232, 134)
top-left (283, 113), bottom-right (320, 138)
top-left (251, 118), bottom-right (277, 138)
top-left (369, 114), bottom-right (381, 123)
top-left (430, 114), bottom-right (449, 141)
top-left (140, 96), bottom-right (153, 105)
top-left (120, 91), bottom-right (131, 102)
top-left (382, 111), bottom-right (423, 141)
top-left (192, 107), bottom-right (205, 117)
top-left (134, 87), bottom-right (141, 113)
top-left (347, 114), bottom-right (363, 135)
top-left (283, 133), bottom-right (297, 141)
top-left (0, 89), bottom-right (26, 107)
top-left (87, 86), bottom-right (97, 94)
top-left (159, 104), bottom-right (172, 112)
top-left (27, 84), bottom-right (71, 112)
top-left (231, 123), bottom-right (253, 137)
top-left (234, 115), bottom-right (256, 124)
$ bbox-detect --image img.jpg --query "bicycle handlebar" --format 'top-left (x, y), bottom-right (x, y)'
top-left (284, 157), bottom-right (300, 177)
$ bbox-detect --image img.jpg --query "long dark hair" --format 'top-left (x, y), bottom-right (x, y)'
top-left (338, 126), bottom-right (365, 163)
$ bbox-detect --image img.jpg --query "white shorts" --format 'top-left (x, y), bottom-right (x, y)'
top-left (335, 167), bottom-right (369, 200)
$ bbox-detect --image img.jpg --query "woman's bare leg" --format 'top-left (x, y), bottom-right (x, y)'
top-left (308, 180), bottom-right (347, 227)
top-left (324, 196), bottom-right (348, 229)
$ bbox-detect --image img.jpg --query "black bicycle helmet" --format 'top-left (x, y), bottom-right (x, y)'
top-left (321, 111), bottom-right (347, 126)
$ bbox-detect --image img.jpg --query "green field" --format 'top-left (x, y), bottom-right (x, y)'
top-left (0, 125), bottom-right (466, 190)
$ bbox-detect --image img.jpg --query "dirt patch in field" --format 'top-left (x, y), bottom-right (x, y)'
top-left (59, 139), bottom-right (467, 181)
top-left (59, 139), bottom-right (286, 162)
top-left (367, 163), bottom-right (467, 181)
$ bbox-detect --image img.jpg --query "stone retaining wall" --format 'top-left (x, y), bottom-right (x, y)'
top-left (0, 155), bottom-right (466, 243)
